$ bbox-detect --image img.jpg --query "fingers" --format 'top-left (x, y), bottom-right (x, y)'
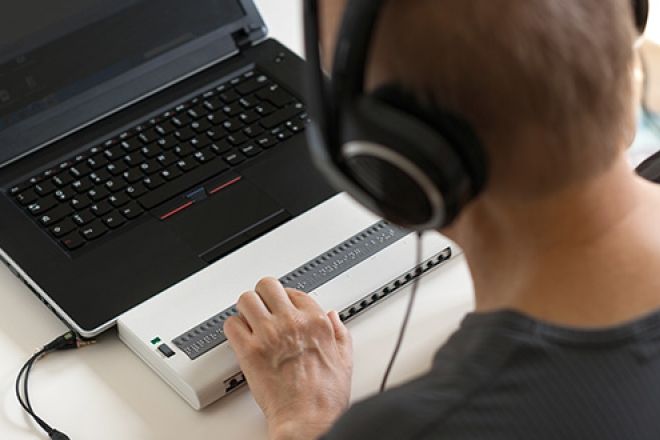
top-left (236, 290), bottom-right (270, 325)
top-left (224, 315), bottom-right (251, 347)
top-left (328, 310), bottom-right (353, 368)
top-left (255, 277), bottom-right (295, 314)
top-left (327, 310), bottom-right (349, 343)
top-left (286, 288), bottom-right (323, 312)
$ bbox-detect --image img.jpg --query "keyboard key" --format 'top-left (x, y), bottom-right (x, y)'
top-left (106, 162), bottom-right (128, 176)
top-left (223, 117), bottom-right (244, 132)
top-left (255, 103), bottom-right (276, 116)
top-left (122, 168), bottom-right (144, 183)
top-left (241, 94), bottom-right (261, 111)
top-left (222, 104), bottom-right (242, 117)
top-left (89, 169), bottom-right (111, 184)
top-left (90, 201), bottom-right (113, 217)
top-left (70, 194), bottom-right (92, 210)
top-left (240, 144), bottom-right (262, 157)
top-left (243, 124), bottom-right (265, 138)
top-left (210, 141), bottom-right (233, 156)
top-left (223, 151), bottom-right (246, 166)
top-left (219, 89), bottom-right (240, 103)
top-left (27, 196), bottom-right (57, 216)
top-left (108, 192), bottom-right (131, 208)
top-left (120, 137), bottom-right (142, 152)
top-left (80, 220), bottom-right (108, 241)
top-left (177, 158), bottom-right (199, 172)
top-left (139, 159), bottom-right (162, 175)
top-left (239, 110), bottom-right (260, 125)
top-left (125, 183), bottom-right (148, 199)
top-left (140, 144), bottom-right (162, 158)
top-left (88, 187), bottom-right (110, 201)
top-left (124, 153), bottom-right (142, 167)
top-left (50, 219), bottom-right (76, 238)
top-left (52, 172), bottom-right (74, 187)
top-left (15, 189), bottom-right (38, 205)
top-left (72, 209), bottom-right (96, 226)
top-left (38, 204), bottom-right (72, 226)
top-left (227, 133), bottom-right (248, 146)
top-left (172, 114), bottom-right (192, 128)
top-left (193, 149), bottom-right (214, 164)
top-left (104, 145), bottom-right (125, 160)
top-left (236, 75), bottom-right (269, 95)
top-left (72, 179), bottom-right (93, 193)
top-left (139, 161), bottom-right (229, 209)
top-left (105, 177), bottom-right (128, 192)
top-left (103, 212), bottom-right (126, 229)
top-left (256, 136), bottom-right (278, 149)
top-left (54, 187), bottom-right (76, 202)
top-left (188, 136), bottom-right (210, 149)
top-left (206, 127), bottom-right (228, 141)
top-left (61, 232), bottom-right (86, 250)
top-left (257, 84), bottom-right (295, 107)
top-left (174, 144), bottom-right (195, 158)
top-left (157, 135), bottom-right (178, 150)
top-left (9, 183), bottom-right (29, 196)
top-left (157, 151), bottom-right (178, 167)
top-left (70, 163), bottom-right (93, 178)
top-left (143, 175), bottom-right (165, 190)
top-left (260, 105), bottom-right (303, 129)
top-left (175, 128), bottom-right (196, 142)
top-left (160, 166), bottom-right (182, 181)
top-left (120, 203), bottom-right (144, 220)
top-left (191, 119), bottom-right (212, 133)
top-left (87, 154), bottom-right (109, 170)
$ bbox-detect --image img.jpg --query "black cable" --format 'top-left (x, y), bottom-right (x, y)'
top-left (380, 231), bottom-right (424, 393)
top-left (15, 331), bottom-right (95, 440)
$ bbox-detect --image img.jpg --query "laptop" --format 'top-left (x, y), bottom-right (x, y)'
top-left (0, 0), bottom-right (337, 337)
top-left (0, 1), bottom-right (461, 408)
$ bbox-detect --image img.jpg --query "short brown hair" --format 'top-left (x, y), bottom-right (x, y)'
top-left (368, 0), bottom-right (637, 196)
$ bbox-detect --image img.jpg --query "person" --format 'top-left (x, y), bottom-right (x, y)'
top-left (224, 0), bottom-right (660, 438)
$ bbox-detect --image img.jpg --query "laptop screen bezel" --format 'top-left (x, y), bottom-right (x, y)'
top-left (0, 0), bottom-right (266, 169)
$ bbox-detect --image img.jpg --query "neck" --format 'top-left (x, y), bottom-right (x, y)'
top-left (446, 154), bottom-right (660, 327)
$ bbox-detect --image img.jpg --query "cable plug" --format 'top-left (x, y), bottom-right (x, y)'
top-left (43, 332), bottom-right (95, 352)
top-left (49, 429), bottom-right (70, 440)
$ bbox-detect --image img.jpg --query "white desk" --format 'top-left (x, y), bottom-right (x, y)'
top-left (0, 2), bottom-right (475, 439)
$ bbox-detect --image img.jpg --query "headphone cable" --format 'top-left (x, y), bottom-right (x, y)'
top-left (380, 231), bottom-right (423, 393)
top-left (15, 331), bottom-right (96, 440)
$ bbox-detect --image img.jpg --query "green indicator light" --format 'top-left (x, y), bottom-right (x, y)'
top-left (150, 337), bottom-right (162, 345)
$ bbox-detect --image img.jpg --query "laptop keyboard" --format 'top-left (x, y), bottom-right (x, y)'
top-left (7, 69), bottom-right (309, 252)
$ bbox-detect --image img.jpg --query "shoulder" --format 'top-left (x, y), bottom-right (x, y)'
top-left (321, 374), bottom-right (473, 440)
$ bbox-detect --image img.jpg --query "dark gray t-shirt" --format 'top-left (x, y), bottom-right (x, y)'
top-left (323, 310), bottom-right (660, 439)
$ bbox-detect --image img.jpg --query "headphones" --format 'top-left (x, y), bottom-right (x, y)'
top-left (304, 0), bottom-right (649, 231)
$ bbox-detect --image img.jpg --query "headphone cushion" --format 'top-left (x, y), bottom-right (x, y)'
top-left (370, 84), bottom-right (488, 198)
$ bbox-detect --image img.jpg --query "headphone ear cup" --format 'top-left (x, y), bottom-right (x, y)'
top-left (339, 91), bottom-right (481, 228)
top-left (370, 85), bottom-right (487, 193)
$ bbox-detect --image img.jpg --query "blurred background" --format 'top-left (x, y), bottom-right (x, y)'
top-left (253, 0), bottom-right (660, 167)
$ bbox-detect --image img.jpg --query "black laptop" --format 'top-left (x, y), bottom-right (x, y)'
top-left (0, 0), bottom-right (334, 337)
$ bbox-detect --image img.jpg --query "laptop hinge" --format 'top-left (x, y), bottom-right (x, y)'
top-left (232, 25), bottom-right (267, 50)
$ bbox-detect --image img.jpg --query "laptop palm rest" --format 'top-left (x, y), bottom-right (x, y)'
top-left (164, 178), bottom-right (290, 263)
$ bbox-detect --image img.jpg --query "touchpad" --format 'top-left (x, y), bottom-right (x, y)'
top-left (165, 179), bottom-right (291, 264)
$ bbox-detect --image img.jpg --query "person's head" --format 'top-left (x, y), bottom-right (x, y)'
top-left (318, 0), bottom-right (640, 202)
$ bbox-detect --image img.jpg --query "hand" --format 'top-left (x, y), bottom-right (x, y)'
top-left (224, 277), bottom-right (353, 440)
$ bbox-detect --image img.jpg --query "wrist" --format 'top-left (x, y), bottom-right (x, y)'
top-left (268, 407), bottom-right (343, 440)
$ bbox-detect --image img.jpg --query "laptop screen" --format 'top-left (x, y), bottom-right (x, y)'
top-left (0, 0), bottom-right (259, 167)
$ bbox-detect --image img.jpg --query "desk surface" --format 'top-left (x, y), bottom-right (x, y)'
top-left (0, 3), bottom-right (475, 439)
top-left (7, 1), bottom-right (660, 437)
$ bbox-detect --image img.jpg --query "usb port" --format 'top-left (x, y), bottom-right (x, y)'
top-left (224, 372), bottom-right (246, 393)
